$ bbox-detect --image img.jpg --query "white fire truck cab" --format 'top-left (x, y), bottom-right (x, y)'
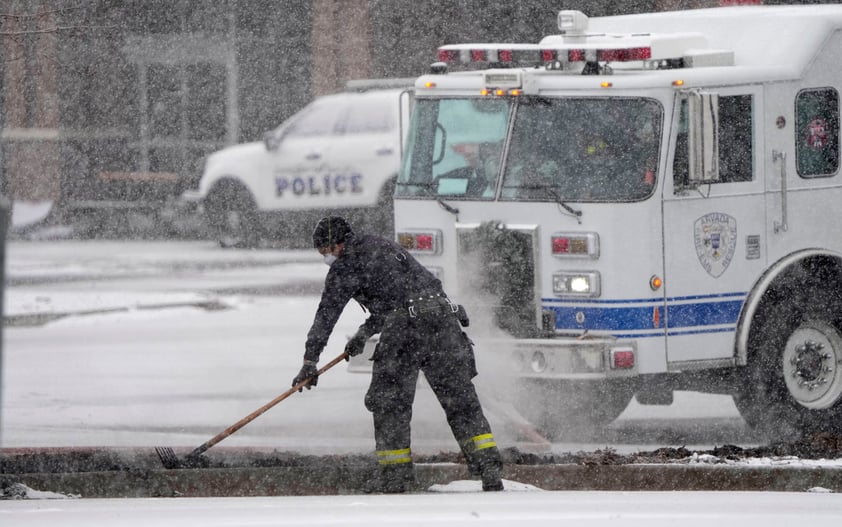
top-left (394, 6), bottom-right (842, 439)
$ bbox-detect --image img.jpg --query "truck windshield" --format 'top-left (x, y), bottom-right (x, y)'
top-left (502, 97), bottom-right (661, 202)
top-left (396, 98), bottom-right (511, 199)
top-left (397, 96), bottom-right (661, 202)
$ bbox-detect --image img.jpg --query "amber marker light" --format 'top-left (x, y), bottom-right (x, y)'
top-left (650, 275), bottom-right (663, 291)
top-left (672, 79), bottom-right (685, 86)
top-left (600, 81), bottom-right (612, 88)
top-left (425, 81), bottom-right (437, 89)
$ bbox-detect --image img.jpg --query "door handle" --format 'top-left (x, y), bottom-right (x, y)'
top-left (306, 152), bottom-right (322, 161)
top-left (375, 148), bottom-right (393, 156)
top-left (773, 150), bottom-right (788, 234)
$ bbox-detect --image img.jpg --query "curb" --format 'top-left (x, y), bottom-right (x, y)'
top-left (6, 464), bottom-right (842, 498)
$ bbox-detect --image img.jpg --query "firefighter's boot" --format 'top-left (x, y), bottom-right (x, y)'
top-left (460, 444), bottom-right (483, 477)
top-left (463, 433), bottom-right (504, 491)
top-left (365, 448), bottom-right (415, 494)
top-left (480, 462), bottom-right (504, 491)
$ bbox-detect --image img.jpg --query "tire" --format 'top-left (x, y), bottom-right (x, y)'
top-left (513, 378), bottom-right (636, 440)
top-left (204, 182), bottom-right (263, 249)
top-left (734, 283), bottom-right (842, 440)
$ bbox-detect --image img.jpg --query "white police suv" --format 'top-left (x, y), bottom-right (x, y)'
top-left (183, 83), bottom-right (412, 247)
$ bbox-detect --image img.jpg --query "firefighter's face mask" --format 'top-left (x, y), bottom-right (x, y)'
top-left (319, 245), bottom-right (340, 266)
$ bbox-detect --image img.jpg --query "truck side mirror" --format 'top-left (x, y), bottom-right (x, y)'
top-left (687, 91), bottom-right (720, 184)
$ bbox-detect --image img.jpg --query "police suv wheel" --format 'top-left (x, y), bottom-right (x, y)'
top-left (205, 182), bottom-right (262, 249)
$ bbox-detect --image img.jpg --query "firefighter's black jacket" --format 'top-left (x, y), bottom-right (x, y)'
top-left (304, 234), bottom-right (443, 362)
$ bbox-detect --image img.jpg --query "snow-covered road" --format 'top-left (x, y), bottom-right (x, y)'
top-left (3, 490), bottom-right (842, 526)
top-left (1, 240), bottom-right (751, 453)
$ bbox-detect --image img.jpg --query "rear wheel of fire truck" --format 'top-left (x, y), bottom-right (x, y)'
top-left (735, 267), bottom-right (842, 440)
top-left (204, 180), bottom-right (263, 249)
top-left (513, 378), bottom-right (635, 440)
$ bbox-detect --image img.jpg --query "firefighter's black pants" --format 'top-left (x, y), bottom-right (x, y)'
top-left (364, 301), bottom-right (502, 477)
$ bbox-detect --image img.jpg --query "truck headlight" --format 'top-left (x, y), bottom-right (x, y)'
top-left (553, 271), bottom-right (601, 297)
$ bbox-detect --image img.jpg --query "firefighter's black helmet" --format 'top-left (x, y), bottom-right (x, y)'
top-left (312, 216), bottom-right (354, 248)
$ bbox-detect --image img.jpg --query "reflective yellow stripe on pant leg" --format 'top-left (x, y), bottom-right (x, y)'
top-left (376, 448), bottom-right (412, 465)
top-left (464, 433), bottom-right (497, 453)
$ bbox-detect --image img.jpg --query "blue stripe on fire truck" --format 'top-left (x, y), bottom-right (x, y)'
top-left (543, 292), bottom-right (747, 338)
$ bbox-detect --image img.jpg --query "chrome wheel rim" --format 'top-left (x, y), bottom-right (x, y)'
top-left (782, 320), bottom-right (842, 410)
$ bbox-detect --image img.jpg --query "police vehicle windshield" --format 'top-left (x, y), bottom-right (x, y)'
top-left (396, 96), bottom-right (662, 202)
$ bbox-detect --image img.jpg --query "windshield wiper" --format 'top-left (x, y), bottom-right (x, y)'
top-left (395, 181), bottom-right (460, 218)
top-left (509, 184), bottom-right (582, 223)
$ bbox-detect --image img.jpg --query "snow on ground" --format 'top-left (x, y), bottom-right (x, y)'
top-left (4, 490), bottom-right (842, 526)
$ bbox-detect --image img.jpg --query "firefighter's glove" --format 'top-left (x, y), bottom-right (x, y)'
top-left (292, 361), bottom-right (319, 391)
top-left (344, 332), bottom-right (368, 361)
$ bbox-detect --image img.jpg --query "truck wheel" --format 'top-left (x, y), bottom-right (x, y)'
top-left (513, 378), bottom-right (635, 440)
top-left (735, 287), bottom-right (842, 439)
top-left (205, 183), bottom-right (262, 249)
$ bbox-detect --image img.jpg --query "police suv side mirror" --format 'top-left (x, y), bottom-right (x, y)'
top-left (687, 91), bottom-right (720, 184)
top-left (263, 131), bottom-right (281, 151)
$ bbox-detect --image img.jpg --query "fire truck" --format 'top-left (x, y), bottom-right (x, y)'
top-left (391, 6), bottom-right (842, 439)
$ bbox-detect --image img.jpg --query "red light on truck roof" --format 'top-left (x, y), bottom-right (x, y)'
top-left (471, 49), bottom-right (486, 62)
top-left (563, 47), bottom-right (652, 63)
top-left (437, 49), bottom-right (458, 63)
top-left (598, 47), bottom-right (652, 61)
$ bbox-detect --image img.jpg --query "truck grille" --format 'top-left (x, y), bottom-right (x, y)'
top-left (456, 222), bottom-right (540, 337)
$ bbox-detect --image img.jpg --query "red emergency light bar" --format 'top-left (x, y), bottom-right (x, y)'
top-left (437, 44), bottom-right (654, 67)
top-left (434, 29), bottom-right (720, 71)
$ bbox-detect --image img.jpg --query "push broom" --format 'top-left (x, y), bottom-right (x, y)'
top-left (156, 351), bottom-right (348, 469)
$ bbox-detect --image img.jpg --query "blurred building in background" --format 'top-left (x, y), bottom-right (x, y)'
top-left (0, 0), bottom-right (814, 235)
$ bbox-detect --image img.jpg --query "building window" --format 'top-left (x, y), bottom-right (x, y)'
top-left (796, 87), bottom-right (840, 178)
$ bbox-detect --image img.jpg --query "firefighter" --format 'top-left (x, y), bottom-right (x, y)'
top-left (292, 216), bottom-right (504, 493)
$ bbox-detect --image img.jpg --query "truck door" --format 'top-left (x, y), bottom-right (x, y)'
top-left (661, 87), bottom-right (768, 366)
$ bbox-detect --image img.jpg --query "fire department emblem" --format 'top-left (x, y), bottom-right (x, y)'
top-left (806, 118), bottom-right (829, 149)
top-left (694, 213), bottom-right (737, 278)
